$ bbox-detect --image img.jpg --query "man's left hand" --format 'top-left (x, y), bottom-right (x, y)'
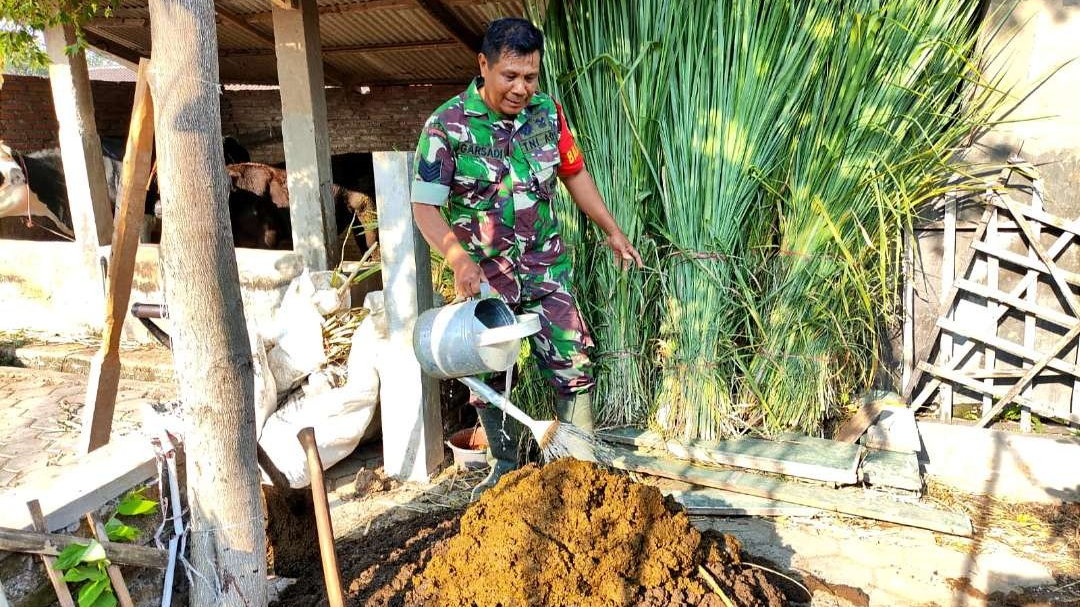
top-left (605, 231), bottom-right (644, 271)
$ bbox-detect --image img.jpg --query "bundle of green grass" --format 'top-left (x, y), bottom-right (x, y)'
top-left (522, 0), bottom-right (1006, 439)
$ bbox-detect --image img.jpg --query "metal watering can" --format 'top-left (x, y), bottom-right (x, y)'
top-left (413, 284), bottom-right (541, 380)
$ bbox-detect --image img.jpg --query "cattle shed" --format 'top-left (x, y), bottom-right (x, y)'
top-left (0, 0), bottom-right (545, 482)
top-left (0, 0), bottom-right (542, 336)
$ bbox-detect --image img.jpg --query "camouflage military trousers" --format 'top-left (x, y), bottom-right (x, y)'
top-left (470, 286), bottom-right (595, 406)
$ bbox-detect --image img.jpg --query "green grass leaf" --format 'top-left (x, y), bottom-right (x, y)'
top-left (76, 576), bottom-right (109, 607)
top-left (104, 517), bottom-right (140, 542)
top-left (55, 543), bottom-right (91, 570)
top-left (62, 564), bottom-right (104, 583)
top-left (116, 491), bottom-right (157, 516)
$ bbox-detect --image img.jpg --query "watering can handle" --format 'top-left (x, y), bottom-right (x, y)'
top-left (449, 279), bottom-right (493, 305)
top-left (477, 313), bottom-right (541, 347)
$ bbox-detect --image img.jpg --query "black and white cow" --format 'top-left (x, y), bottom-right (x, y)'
top-left (0, 140), bottom-right (123, 238)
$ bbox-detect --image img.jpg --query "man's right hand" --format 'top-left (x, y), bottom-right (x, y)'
top-left (452, 257), bottom-right (485, 298)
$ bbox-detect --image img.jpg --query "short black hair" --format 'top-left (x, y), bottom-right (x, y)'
top-left (481, 17), bottom-right (544, 64)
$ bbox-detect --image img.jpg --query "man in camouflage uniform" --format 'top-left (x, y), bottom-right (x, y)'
top-left (412, 18), bottom-right (642, 494)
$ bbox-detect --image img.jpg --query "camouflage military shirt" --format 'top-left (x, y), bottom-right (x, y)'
top-left (412, 77), bottom-right (585, 304)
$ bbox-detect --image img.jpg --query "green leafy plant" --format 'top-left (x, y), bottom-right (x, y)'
top-left (52, 488), bottom-right (157, 607)
top-left (0, 1), bottom-right (120, 72)
top-left (54, 540), bottom-right (115, 607)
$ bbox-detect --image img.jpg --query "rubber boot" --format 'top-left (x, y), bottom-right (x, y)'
top-left (471, 406), bottom-right (519, 500)
top-left (555, 391), bottom-right (595, 434)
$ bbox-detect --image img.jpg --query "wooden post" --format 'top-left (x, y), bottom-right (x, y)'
top-left (43, 24), bottom-right (112, 323)
top-left (902, 231), bottom-right (914, 390)
top-left (1021, 191), bottom-right (1041, 432)
top-left (80, 59), bottom-right (156, 455)
top-left (984, 209), bottom-right (999, 417)
top-left (273, 0), bottom-right (337, 271)
top-left (939, 195), bottom-right (956, 420)
top-left (26, 500), bottom-right (76, 607)
top-left (373, 151), bottom-right (443, 481)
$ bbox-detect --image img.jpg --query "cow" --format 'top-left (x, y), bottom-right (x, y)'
top-left (0, 140), bottom-right (123, 239)
top-left (226, 161), bottom-right (377, 252)
top-left (1, 136), bottom-right (250, 242)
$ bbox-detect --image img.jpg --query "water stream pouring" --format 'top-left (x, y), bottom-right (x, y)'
top-left (413, 287), bottom-right (596, 461)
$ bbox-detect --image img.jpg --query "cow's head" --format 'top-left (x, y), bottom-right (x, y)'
top-left (0, 141), bottom-right (30, 217)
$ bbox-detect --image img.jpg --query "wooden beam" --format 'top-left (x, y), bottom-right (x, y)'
top-left (249, 0), bottom-right (414, 23)
top-left (920, 361), bottom-right (1080, 426)
top-left (222, 39), bottom-right (459, 57)
top-left (903, 205), bottom-right (992, 399)
top-left (26, 501), bottom-right (76, 607)
top-left (0, 527), bottom-right (170, 568)
top-left (938, 317), bottom-right (1080, 377)
top-left (665, 489), bottom-right (819, 517)
top-left (605, 446), bottom-right (973, 536)
top-left (954, 279), bottom-right (1076, 328)
top-left (81, 26), bottom-right (148, 57)
top-left (971, 241), bottom-right (1080, 289)
top-left (414, 0), bottom-right (482, 53)
top-left (79, 59), bottom-right (155, 455)
top-left (375, 151), bottom-right (444, 481)
top-left (217, 4), bottom-right (348, 86)
top-left (273, 0), bottom-right (339, 270)
top-left (86, 17), bottom-right (149, 28)
top-left (860, 449), bottom-right (922, 492)
top-left (940, 195), bottom-right (957, 420)
top-left (86, 514), bottom-right (135, 607)
top-left (0, 435), bottom-right (156, 532)
top-left (834, 400), bottom-right (887, 443)
top-left (910, 219), bottom-right (1080, 410)
top-left (599, 427), bottom-right (862, 485)
top-left (82, 30), bottom-right (144, 67)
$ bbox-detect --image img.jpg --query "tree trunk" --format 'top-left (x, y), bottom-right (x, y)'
top-left (147, 1), bottom-right (267, 606)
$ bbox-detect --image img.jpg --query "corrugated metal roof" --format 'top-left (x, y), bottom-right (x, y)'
top-left (83, 0), bottom-right (537, 85)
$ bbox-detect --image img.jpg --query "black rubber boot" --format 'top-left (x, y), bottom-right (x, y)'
top-left (471, 405), bottom-right (519, 500)
top-left (555, 391), bottom-right (595, 434)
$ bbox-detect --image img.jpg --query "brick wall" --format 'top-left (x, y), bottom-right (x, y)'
top-left (1, 75), bottom-right (461, 158)
top-left (0, 75), bottom-right (136, 152)
top-left (219, 83), bottom-right (462, 163)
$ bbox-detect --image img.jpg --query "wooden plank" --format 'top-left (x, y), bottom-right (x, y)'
top-left (86, 514), bottom-right (135, 607)
top-left (375, 152), bottom-right (443, 480)
top-left (970, 241), bottom-right (1080, 288)
top-left (1021, 194), bottom-right (1044, 433)
top-left (940, 196), bottom-right (957, 420)
top-left (937, 317), bottom-right (1080, 379)
top-left (954, 279), bottom-right (1076, 328)
top-left (0, 527), bottom-right (169, 568)
top-left (984, 209), bottom-right (999, 416)
top-left (961, 369), bottom-right (1067, 379)
top-left (834, 400), bottom-right (890, 443)
top-left (605, 446), bottom-right (973, 536)
top-left (903, 231), bottom-right (915, 389)
top-left (598, 428), bottom-right (862, 485)
top-left (902, 205), bottom-right (992, 400)
top-left (973, 323), bottom-right (1080, 427)
top-left (919, 362), bottom-right (1042, 411)
top-left (665, 489), bottom-right (819, 517)
top-left (991, 198), bottom-right (1080, 238)
top-left (983, 195), bottom-right (1080, 428)
top-left (26, 501), bottom-right (76, 607)
top-left (859, 449), bottom-right (922, 492)
top-left (0, 435), bottom-right (156, 532)
top-left (79, 58), bottom-right (155, 455)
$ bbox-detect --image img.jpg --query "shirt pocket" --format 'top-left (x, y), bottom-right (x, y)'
top-left (452, 154), bottom-right (506, 211)
top-left (527, 145), bottom-right (561, 199)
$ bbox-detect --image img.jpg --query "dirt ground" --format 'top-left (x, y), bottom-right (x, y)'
top-left (277, 460), bottom-right (786, 607)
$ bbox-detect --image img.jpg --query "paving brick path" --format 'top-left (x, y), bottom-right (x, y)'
top-left (0, 367), bottom-right (176, 491)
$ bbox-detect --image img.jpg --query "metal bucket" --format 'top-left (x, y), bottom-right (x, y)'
top-left (413, 296), bottom-right (540, 379)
